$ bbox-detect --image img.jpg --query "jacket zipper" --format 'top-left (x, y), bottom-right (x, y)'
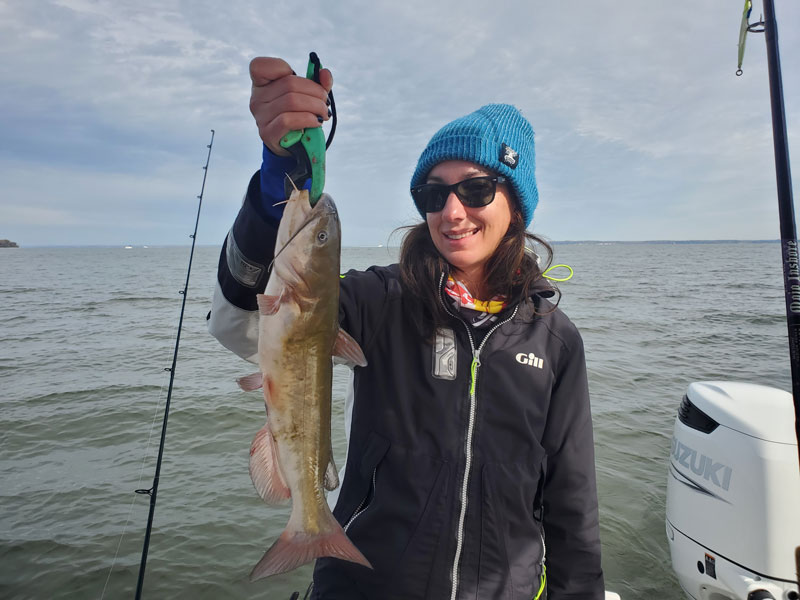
top-left (540, 530), bottom-right (546, 566)
top-left (437, 274), bottom-right (520, 600)
top-left (536, 503), bottom-right (548, 597)
top-left (343, 467), bottom-right (377, 533)
top-left (536, 530), bottom-right (547, 599)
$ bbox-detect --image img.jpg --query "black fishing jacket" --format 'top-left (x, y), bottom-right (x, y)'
top-left (208, 172), bottom-right (605, 600)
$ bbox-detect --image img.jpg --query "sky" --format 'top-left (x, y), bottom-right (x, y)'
top-left (0, 0), bottom-right (798, 246)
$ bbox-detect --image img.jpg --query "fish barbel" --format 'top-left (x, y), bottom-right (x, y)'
top-left (237, 188), bottom-right (370, 579)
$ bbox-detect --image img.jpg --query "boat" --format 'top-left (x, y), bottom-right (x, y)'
top-left (667, 383), bottom-right (799, 598)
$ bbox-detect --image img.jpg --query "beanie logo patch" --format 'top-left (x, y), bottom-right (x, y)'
top-left (500, 144), bottom-right (518, 169)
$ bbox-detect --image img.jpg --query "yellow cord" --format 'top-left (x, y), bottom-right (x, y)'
top-left (542, 264), bottom-right (574, 282)
top-left (533, 564), bottom-right (547, 599)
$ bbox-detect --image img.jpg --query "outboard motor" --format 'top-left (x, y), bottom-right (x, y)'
top-left (666, 381), bottom-right (800, 600)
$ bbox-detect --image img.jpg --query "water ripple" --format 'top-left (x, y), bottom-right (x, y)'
top-left (0, 244), bottom-right (791, 600)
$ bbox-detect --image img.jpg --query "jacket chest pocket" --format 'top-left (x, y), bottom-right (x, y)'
top-left (478, 455), bottom-right (546, 600)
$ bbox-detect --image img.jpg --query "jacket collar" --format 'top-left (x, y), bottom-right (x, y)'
top-left (514, 277), bottom-right (557, 323)
top-left (435, 270), bottom-right (557, 324)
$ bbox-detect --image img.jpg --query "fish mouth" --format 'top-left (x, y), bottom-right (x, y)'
top-left (297, 194), bottom-right (339, 238)
top-left (271, 193), bottom-right (339, 269)
top-left (312, 193), bottom-right (338, 218)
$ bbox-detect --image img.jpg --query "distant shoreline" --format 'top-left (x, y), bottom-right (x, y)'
top-left (14, 240), bottom-right (782, 249)
top-left (550, 239), bottom-right (781, 245)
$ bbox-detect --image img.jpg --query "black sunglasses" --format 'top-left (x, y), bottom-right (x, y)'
top-left (411, 176), bottom-right (507, 213)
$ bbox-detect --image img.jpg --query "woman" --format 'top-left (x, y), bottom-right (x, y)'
top-left (208, 57), bottom-right (605, 600)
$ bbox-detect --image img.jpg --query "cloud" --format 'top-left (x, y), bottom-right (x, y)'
top-left (0, 0), bottom-right (797, 246)
top-left (2, 204), bottom-right (86, 227)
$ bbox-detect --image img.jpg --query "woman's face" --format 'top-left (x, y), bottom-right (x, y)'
top-left (425, 160), bottom-right (513, 292)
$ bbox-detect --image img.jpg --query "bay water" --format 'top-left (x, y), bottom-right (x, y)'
top-left (0, 242), bottom-right (791, 599)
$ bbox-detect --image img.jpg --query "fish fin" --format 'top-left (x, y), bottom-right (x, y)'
top-left (249, 514), bottom-right (371, 579)
top-left (332, 328), bottom-right (368, 367)
top-left (249, 424), bottom-right (291, 505)
top-left (324, 457), bottom-right (339, 491)
top-left (257, 293), bottom-right (282, 315)
top-left (237, 372), bottom-right (263, 391)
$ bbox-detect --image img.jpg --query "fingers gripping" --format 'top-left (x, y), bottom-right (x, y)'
top-left (249, 57), bottom-right (333, 154)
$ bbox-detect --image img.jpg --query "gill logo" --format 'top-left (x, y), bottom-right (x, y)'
top-left (516, 352), bottom-right (544, 369)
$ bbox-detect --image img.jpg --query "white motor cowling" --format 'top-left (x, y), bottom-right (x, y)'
top-left (666, 381), bottom-right (800, 600)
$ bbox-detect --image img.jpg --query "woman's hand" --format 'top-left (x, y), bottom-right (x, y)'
top-left (249, 57), bottom-right (333, 156)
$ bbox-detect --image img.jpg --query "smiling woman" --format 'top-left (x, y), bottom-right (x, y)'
top-left (207, 57), bottom-right (606, 600)
top-left (423, 162), bottom-right (514, 293)
top-left (401, 104), bottom-right (557, 341)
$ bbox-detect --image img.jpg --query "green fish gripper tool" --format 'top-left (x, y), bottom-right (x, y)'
top-left (280, 52), bottom-right (327, 206)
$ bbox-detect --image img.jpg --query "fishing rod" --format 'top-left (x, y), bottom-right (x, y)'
top-left (760, 1), bottom-right (800, 587)
top-left (133, 129), bottom-right (215, 599)
top-left (741, 0), bottom-right (800, 463)
top-left (748, 0), bottom-right (800, 466)
top-left (739, 0), bottom-right (800, 588)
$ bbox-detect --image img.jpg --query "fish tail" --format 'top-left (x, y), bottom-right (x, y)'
top-left (249, 512), bottom-right (371, 580)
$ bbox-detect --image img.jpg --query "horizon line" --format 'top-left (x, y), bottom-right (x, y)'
top-left (3, 239), bottom-right (783, 249)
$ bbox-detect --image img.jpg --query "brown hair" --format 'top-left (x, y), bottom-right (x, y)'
top-left (398, 208), bottom-right (559, 340)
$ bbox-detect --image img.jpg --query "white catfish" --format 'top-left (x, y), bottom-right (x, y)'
top-left (237, 188), bottom-right (371, 579)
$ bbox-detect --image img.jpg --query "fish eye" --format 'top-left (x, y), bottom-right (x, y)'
top-left (317, 231), bottom-right (328, 243)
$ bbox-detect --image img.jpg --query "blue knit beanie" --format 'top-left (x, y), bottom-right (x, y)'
top-left (410, 103), bottom-right (538, 226)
